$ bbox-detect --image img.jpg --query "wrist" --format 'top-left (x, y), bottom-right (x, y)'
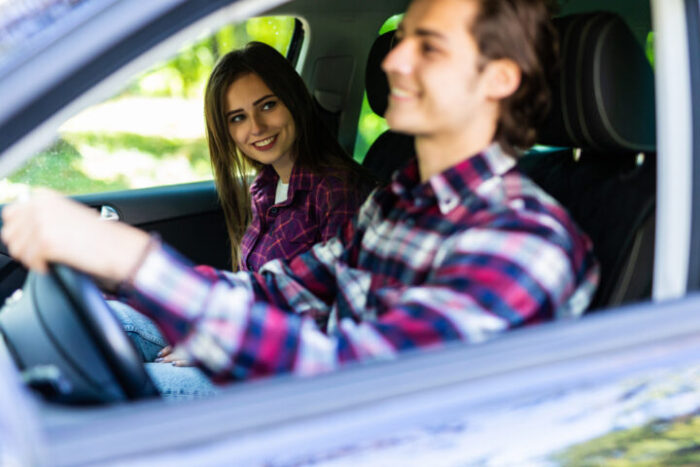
top-left (100, 222), bottom-right (153, 283)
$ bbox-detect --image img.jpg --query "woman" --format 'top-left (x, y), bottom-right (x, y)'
top-left (204, 41), bottom-right (374, 271)
top-left (114, 42), bottom-right (375, 389)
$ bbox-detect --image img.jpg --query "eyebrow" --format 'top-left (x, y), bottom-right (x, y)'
top-left (395, 23), bottom-right (448, 42)
top-left (226, 94), bottom-right (275, 116)
top-left (414, 28), bottom-right (448, 41)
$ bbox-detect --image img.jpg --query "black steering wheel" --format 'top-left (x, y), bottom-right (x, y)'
top-left (0, 264), bottom-right (159, 403)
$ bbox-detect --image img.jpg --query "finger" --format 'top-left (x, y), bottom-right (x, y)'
top-left (157, 346), bottom-right (172, 358)
top-left (4, 218), bottom-right (49, 273)
top-left (160, 353), bottom-right (179, 364)
top-left (4, 220), bottom-right (35, 263)
top-left (172, 360), bottom-right (193, 367)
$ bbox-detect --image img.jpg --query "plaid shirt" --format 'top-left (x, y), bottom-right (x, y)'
top-left (240, 164), bottom-right (367, 271)
top-left (124, 144), bottom-right (599, 381)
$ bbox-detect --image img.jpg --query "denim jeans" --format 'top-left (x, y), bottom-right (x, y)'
top-left (109, 301), bottom-right (219, 401)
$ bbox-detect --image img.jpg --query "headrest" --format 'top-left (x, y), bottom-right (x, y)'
top-left (538, 12), bottom-right (656, 153)
top-left (365, 31), bottom-right (394, 117)
top-left (364, 13), bottom-right (655, 153)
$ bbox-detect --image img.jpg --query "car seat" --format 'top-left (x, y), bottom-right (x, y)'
top-left (526, 12), bottom-right (656, 311)
top-left (361, 31), bottom-right (415, 184)
top-left (360, 12), bottom-right (656, 312)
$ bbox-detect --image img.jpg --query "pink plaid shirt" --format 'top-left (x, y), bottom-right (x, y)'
top-left (123, 144), bottom-right (599, 381)
top-left (240, 164), bottom-right (370, 271)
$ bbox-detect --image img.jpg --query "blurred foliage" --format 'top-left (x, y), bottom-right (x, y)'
top-left (353, 14), bottom-right (404, 163)
top-left (646, 31), bottom-right (655, 69)
top-left (126, 17), bottom-right (295, 99)
top-left (3, 17), bottom-right (296, 200)
top-left (69, 132), bottom-right (210, 167)
top-left (9, 139), bottom-right (130, 194)
top-left (553, 414), bottom-right (700, 466)
top-left (379, 13), bottom-right (404, 35)
top-left (353, 93), bottom-right (390, 163)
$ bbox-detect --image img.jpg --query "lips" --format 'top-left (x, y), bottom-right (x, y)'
top-left (252, 135), bottom-right (277, 150)
top-left (389, 86), bottom-right (417, 101)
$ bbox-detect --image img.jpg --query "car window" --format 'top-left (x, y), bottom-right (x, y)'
top-left (0, 16), bottom-right (298, 202)
top-left (353, 14), bottom-right (403, 163)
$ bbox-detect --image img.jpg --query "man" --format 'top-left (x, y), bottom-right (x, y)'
top-left (2, 0), bottom-right (598, 387)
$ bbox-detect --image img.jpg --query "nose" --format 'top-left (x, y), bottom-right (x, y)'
top-left (249, 112), bottom-right (267, 135)
top-left (382, 37), bottom-right (413, 76)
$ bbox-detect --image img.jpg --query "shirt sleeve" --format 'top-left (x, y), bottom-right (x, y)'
top-left (121, 211), bottom-right (597, 382)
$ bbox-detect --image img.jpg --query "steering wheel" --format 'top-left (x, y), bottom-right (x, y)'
top-left (0, 264), bottom-right (159, 403)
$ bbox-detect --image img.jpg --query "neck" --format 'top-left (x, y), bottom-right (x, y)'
top-left (415, 117), bottom-right (498, 183)
top-left (272, 153), bottom-right (294, 183)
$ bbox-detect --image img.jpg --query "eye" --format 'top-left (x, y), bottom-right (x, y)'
top-left (229, 114), bottom-right (245, 124)
top-left (421, 41), bottom-right (438, 55)
top-left (261, 100), bottom-right (277, 111)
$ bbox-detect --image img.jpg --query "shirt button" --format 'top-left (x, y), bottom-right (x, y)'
top-left (270, 207), bottom-right (278, 215)
top-left (442, 197), bottom-right (458, 211)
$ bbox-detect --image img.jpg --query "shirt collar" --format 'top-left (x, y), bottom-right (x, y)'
top-left (250, 163), bottom-right (318, 201)
top-left (390, 143), bottom-right (517, 214)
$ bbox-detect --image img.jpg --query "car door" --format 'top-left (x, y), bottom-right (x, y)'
top-left (3, 0), bottom-right (700, 465)
top-left (0, 0), bottom-right (302, 298)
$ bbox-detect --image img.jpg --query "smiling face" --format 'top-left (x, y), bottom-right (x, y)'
top-left (225, 73), bottom-right (296, 180)
top-left (381, 0), bottom-right (497, 140)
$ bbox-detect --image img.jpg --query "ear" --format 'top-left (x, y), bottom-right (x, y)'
top-left (483, 58), bottom-right (522, 100)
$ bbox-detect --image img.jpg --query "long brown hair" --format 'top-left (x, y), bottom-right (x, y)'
top-left (204, 42), bottom-right (371, 269)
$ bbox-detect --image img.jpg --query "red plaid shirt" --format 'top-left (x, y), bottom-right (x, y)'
top-left (240, 164), bottom-right (369, 271)
top-left (124, 144), bottom-right (598, 381)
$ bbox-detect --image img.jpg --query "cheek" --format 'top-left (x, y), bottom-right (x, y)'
top-left (286, 117), bottom-right (296, 140)
top-left (228, 125), bottom-right (244, 146)
top-left (278, 109), bottom-right (294, 128)
top-left (427, 69), bottom-right (476, 113)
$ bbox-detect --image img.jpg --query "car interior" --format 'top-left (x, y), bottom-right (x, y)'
top-left (361, 10), bottom-right (656, 312)
top-left (0, 0), bottom-right (657, 407)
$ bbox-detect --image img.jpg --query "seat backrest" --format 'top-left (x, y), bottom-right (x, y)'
top-left (360, 12), bottom-right (656, 311)
top-left (526, 11), bottom-right (656, 310)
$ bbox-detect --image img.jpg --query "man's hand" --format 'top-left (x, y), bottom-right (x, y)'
top-left (1, 190), bottom-right (151, 283)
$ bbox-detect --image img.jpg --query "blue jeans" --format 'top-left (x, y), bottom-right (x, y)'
top-left (109, 301), bottom-right (219, 401)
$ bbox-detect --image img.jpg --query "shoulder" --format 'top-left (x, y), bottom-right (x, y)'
top-left (500, 168), bottom-right (584, 241)
top-left (307, 168), bottom-right (356, 204)
top-left (445, 167), bottom-right (590, 260)
top-left (250, 167), bottom-right (276, 195)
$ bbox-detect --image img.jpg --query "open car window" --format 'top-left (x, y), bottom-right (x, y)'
top-left (0, 15), bottom-right (298, 202)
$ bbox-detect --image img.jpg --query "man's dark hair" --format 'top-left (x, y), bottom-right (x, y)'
top-left (471, 0), bottom-right (558, 154)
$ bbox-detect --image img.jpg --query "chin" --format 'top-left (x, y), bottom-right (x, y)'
top-left (386, 119), bottom-right (424, 136)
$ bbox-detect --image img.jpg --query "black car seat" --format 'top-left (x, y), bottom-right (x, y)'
top-left (362, 31), bottom-right (415, 184)
top-left (360, 12), bottom-right (656, 312)
top-left (524, 12), bottom-right (656, 311)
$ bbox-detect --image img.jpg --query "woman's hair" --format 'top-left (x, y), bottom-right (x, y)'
top-left (204, 41), bottom-right (371, 269)
top-left (470, 0), bottom-right (559, 154)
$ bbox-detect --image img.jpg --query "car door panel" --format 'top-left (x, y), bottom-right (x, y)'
top-left (77, 180), bottom-right (231, 271)
top-left (0, 180), bottom-right (231, 302)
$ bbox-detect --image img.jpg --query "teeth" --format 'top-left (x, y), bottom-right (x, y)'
top-left (253, 136), bottom-right (275, 147)
top-left (391, 87), bottom-right (413, 98)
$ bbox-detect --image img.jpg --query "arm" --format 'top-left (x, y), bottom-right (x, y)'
top-left (122, 220), bottom-right (597, 381)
